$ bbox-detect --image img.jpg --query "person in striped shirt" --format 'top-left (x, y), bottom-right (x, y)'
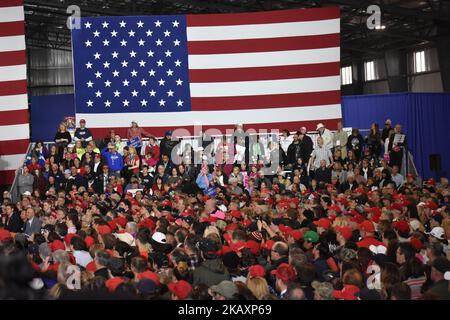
top-left (308, 137), bottom-right (333, 173)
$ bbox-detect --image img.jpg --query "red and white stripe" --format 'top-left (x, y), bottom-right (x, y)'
top-left (0, 0), bottom-right (28, 185)
top-left (80, 7), bottom-right (341, 138)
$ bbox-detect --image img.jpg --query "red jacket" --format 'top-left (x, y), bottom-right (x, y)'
top-left (145, 144), bottom-right (160, 160)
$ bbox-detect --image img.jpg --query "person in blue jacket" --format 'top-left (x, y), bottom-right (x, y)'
top-left (101, 143), bottom-right (123, 177)
top-left (196, 166), bottom-right (213, 192)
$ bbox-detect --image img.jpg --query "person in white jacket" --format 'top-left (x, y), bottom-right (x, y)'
top-left (316, 123), bottom-right (334, 150)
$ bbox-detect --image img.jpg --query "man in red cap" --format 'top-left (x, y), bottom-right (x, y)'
top-left (74, 119), bottom-right (93, 148)
top-left (314, 218), bottom-right (331, 234)
top-left (168, 280), bottom-right (193, 300)
top-left (95, 165), bottom-right (111, 194)
top-left (356, 220), bottom-right (385, 249)
top-left (271, 263), bottom-right (296, 299)
top-left (336, 226), bottom-right (353, 246)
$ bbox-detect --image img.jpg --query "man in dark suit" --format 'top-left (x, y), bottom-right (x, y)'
top-left (92, 153), bottom-right (104, 176)
top-left (95, 165), bottom-right (111, 194)
top-left (4, 204), bottom-right (23, 233)
top-left (24, 207), bottom-right (42, 237)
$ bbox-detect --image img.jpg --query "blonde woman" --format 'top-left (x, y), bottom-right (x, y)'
top-left (124, 146), bottom-right (140, 184)
top-left (74, 140), bottom-right (85, 160)
top-left (54, 122), bottom-right (72, 155)
top-left (247, 277), bottom-right (269, 300)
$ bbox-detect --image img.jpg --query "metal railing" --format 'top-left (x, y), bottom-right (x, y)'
top-left (9, 128), bottom-right (422, 202)
top-left (9, 142), bottom-right (34, 204)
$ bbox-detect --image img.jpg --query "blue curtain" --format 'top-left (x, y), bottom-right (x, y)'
top-left (342, 93), bottom-right (450, 180)
top-left (30, 94), bottom-right (75, 142)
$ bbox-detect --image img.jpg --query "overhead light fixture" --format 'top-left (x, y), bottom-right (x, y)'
top-left (375, 25), bottom-right (386, 30)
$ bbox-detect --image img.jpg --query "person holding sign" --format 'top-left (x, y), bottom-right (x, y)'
top-left (127, 121), bottom-right (152, 158)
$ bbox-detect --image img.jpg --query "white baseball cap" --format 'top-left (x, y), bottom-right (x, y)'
top-left (316, 123), bottom-right (325, 130)
top-left (114, 232), bottom-right (135, 246)
top-left (426, 227), bottom-right (445, 240)
top-left (151, 231), bottom-right (167, 244)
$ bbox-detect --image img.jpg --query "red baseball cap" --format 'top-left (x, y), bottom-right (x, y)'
top-left (337, 198), bottom-right (349, 206)
top-left (388, 203), bottom-right (403, 211)
top-left (410, 237), bottom-right (424, 252)
top-left (49, 239), bottom-right (65, 252)
top-left (261, 240), bottom-right (275, 251)
top-left (230, 210), bottom-right (242, 219)
top-left (245, 240), bottom-right (260, 256)
top-left (105, 277), bottom-right (125, 293)
top-left (332, 284), bottom-right (360, 300)
top-left (84, 236), bottom-right (95, 248)
top-left (248, 264), bottom-right (266, 278)
top-left (335, 226), bottom-right (352, 240)
top-left (225, 223), bottom-right (239, 233)
top-left (278, 224), bottom-right (293, 237)
top-left (64, 233), bottom-right (79, 246)
top-left (271, 263), bottom-right (296, 282)
top-left (139, 218), bottom-right (156, 231)
top-left (354, 187), bottom-right (365, 194)
top-left (314, 218), bottom-right (331, 229)
top-left (168, 280), bottom-right (193, 300)
top-left (328, 204), bottom-right (341, 213)
top-left (0, 229), bottom-right (13, 242)
top-left (359, 220), bottom-right (375, 233)
top-left (425, 200), bottom-right (438, 210)
top-left (288, 229), bottom-right (303, 241)
top-left (393, 220), bottom-right (410, 234)
top-left (365, 207), bottom-right (382, 216)
top-left (137, 270), bottom-right (161, 286)
top-left (97, 225), bottom-right (112, 235)
top-left (115, 216), bottom-right (128, 228)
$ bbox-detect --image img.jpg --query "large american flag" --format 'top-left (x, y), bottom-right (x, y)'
top-left (72, 7), bottom-right (341, 138)
top-left (0, 0), bottom-right (28, 185)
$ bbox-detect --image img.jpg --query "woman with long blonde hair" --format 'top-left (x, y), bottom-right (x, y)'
top-left (246, 276), bottom-right (269, 300)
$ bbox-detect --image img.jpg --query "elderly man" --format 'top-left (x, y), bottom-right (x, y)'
top-left (316, 123), bottom-right (334, 150)
top-left (308, 137), bottom-right (333, 173)
top-left (24, 207), bottom-right (42, 237)
top-left (333, 121), bottom-right (348, 159)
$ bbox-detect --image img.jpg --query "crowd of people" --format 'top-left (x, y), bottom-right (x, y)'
top-left (1, 119), bottom-right (449, 300)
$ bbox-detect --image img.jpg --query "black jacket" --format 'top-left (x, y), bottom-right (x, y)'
top-left (5, 212), bottom-right (23, 233)
top-left (159, 138), bottom-right (179, 160)
top-left (287, 142), bottom-right (302, 165)
top-left (300, 135), bottom-right (314, 164)
top-left (315, 167), bottom-right (332, 185)
top-left (193, 258), bottom-right (231, 287)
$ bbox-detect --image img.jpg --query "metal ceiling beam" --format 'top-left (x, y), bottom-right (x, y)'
top-left (326, 0), bottom-right (450, 22)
